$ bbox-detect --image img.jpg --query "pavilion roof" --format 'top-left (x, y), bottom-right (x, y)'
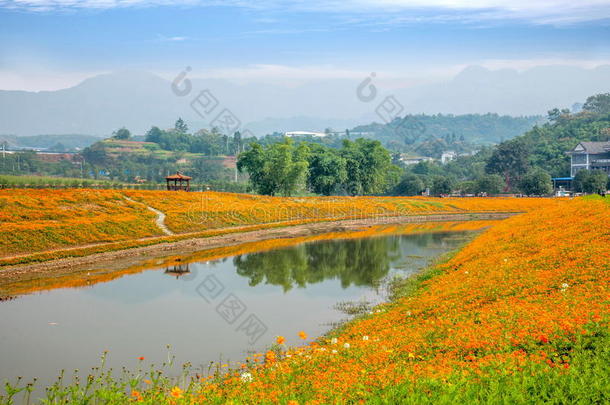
top-left (165, 172), bottom-right (192, 180)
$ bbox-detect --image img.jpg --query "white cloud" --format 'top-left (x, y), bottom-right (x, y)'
top-left (1, 0), bottom-right (609, 25)
top-left (156, 34), bottom-right (189, 41)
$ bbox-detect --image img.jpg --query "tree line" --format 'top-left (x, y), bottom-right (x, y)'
top-left (237, 138), bottom-right (400, 196)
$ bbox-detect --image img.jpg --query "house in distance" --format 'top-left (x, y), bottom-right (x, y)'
top-left (568, 141), bottom-right (610, 177)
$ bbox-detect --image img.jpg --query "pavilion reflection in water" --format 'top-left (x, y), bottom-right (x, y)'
top-left (164, 263), bottom-right (191, 279)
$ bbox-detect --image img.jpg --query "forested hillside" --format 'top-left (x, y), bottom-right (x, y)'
top-left (351, 113), bottom-right (542, 155)
top-left (396, 93), bottom-right (610, 195)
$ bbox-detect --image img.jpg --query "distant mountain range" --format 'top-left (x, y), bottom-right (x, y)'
top-left (1, 65), bottom-right (609, 137)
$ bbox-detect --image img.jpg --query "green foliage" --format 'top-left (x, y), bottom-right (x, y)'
top-left (519, 168), bottom-right (553, 196)
top-left (521, 103), bottom-right (610, 177)
top-left (351, 113), bottom-right (541, 154)
top-left (475, 174), bottom-right (505, 194)
top-left (393, 173), bottom-right (425, 196)
top-left (573, 169), bottom-right (609, 194)
top-left (431, 176), bottom-right (454, 196)
top-left (583, 93), bottom-right (610, 114)
top-left (238, 138), bottom-right (398, 196)
top-left (237, 139), bottom-right (309, 196)
top-left (112, 127), bottom-right (131, 140)
top-left (485, 138), bottom-right (530, 189)
top-left (307, 145), bottom-right (347, 196)
top-left (340, 139), bottom-right (396, 196)
top-left (174, 117), bottom-right (188, 134)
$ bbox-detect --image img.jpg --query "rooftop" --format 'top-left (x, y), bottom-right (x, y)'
top-left (165, 172), bottom-right (192, 180)
top-left (571, 141), bottom-right (610, 154)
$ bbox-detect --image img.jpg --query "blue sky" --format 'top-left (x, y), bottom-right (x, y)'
top-left (1, 0), bottom-right (609, 90)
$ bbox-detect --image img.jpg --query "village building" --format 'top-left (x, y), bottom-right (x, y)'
top-left (567, 141), bottom-right (610, 177)
top-left (397, 154), bottom-right (434, 166)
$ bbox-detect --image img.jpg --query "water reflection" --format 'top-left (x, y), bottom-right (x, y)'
top-left (164, 263), bottom-right (192, 279)
top-left (233, 232), bottom-right (465, 292)
top-left (234, 236), bottom-right (401, 291)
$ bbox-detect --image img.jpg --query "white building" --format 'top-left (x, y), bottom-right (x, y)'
top-left (567, 141), bottom-right (610, 177)
top-left (440, 151), bottom-right (457, 164)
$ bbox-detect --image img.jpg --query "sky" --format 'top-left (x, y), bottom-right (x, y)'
top-left (0, 0), bottom-right (609, 91)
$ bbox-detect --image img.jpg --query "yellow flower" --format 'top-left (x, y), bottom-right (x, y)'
top-left (170, 386), bottom-right (183, 398)
top-left (276, 335), bottom-right (286, 345)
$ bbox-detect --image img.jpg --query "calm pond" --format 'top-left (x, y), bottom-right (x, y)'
top-left (0, 226), bottom-right (481, 390)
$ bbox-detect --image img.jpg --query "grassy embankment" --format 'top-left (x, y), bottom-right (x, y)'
top-left (0, 189), bottom-right (560, 266)
top-left (2, 196), bottom-right (608, 404)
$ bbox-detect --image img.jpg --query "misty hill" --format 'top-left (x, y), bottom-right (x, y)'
top-left (1, 65), bottom-right (609, 136)
top-left (395, 65), bottom-right (610, 115)
top-left (0, 134), bottom-right (102, 151)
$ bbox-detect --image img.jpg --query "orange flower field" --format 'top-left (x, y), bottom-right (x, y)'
top-left (1, 194), bottom-right (608, 403)
top-left (168, 196), bottom-right (607, 403)
top-left (123, 190), bottom-right (562, 233)
top-left (0, 189), bottom-right (160, 257)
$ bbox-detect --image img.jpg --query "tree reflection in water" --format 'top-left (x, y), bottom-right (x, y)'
top-left (232, 232), bottom-right (466, 292)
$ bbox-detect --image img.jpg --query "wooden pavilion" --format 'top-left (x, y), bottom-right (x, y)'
top-left (165, 172), bottom-right (192, 191)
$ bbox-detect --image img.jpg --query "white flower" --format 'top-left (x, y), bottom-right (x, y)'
top-left (331, 338), bottom-right (338, 344)
top-left (362, 336), bottom-right (369, 341)
top-left (343, 343), bottom-right (350, 349)
top-left (464, 271), bottom-right (469, 274)
top-left (406, 311), bottom-right (412, 316)
top-left (240, 372), bottom-right (253, 383)
top-left (331, 350), bottom-right (338, 354)
top-left (560, 282), bottom-right (569, 291)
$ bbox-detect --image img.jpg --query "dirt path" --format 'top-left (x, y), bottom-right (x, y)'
top-left (0, 212), bottom-right (516, 290)
top-left (124, 196), bottom-right (174, 235)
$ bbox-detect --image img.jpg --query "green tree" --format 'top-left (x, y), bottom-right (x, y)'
top-left (572, 170), bottom-right (590, 193)
top-left (475, 174), bottom-right (505, 194)
top-left (307, 146), bottom-right (347, 196)
top-left (485, 138), bottom-right (530, 191)
top-left (582, 93), bottom-right (610, 115)
top-left (237, 139), bottom-right (309, 196)
top-left (431, 176), bottom-right (454, 196)
top-left (581, 170), bottom-right (608, 194)
top-left (174, 118), bottom-right (189, 134)
top-left (519, 168), bottom-right (553, 196)
top-left (270, 140), bottom-right (310, 197)
top-left (232, 131), bottom-right (243, 155)
top-left (112, 127), bottom-right (131, 140)
top-left (340, 139), bottom-right (394, 196)
top-left (393, 173), bottom-right (424, 196)
top-left (145, 126), bottom-right (164, 143)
